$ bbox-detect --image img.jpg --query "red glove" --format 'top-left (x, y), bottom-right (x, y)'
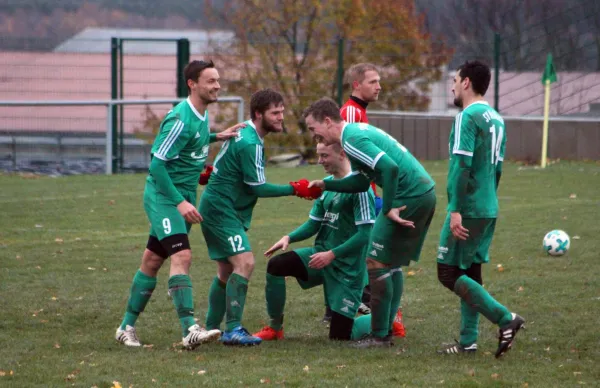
top-left (370, 182), bottom-right (378, 196)
top-left (290, 179), bottom-right (323, 200)
top-left (199, 165), bottom-right (213, 185)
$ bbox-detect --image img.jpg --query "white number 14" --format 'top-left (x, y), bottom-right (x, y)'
top-left (489, 125), bottom-right (504, 165)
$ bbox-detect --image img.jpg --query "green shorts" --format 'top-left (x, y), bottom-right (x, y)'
top-left (368, 188), bottom-right (436, 267)
top-left (143, 181), bottom-right (195, 241)
top-left (294, 247), bottom-right (363, 319)
top-left (200, 221), bottom-right (252, 261)
top-left (436, 215), bottom-right (496, 270)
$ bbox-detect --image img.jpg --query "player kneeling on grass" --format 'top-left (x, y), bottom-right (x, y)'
top-left (198, 88), bottom-right (322, 346)
top-left (304, 98), bottom-right (437, 348)
top-left (254, 142), bottom-right (404, 342)
top-left (115, 60), bottom-right (242, 349)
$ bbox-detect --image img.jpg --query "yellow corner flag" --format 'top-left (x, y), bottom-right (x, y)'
top-left (541, 53), bottom-right (558, 168)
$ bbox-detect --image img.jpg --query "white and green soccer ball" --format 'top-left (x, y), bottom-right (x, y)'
top-left (543, 230), bottom-right (570, 256)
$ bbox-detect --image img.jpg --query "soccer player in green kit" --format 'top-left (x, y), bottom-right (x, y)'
top-left (436, 60), bottom-right (524, 358)
top-left (199, 88), bottom-right (322, 346)
top-left (253, 141), bottom-right (378, 342)
top-left (115, 60), bottom-right (243, 349)
top-left (305, 98), bottom-right (436, 348)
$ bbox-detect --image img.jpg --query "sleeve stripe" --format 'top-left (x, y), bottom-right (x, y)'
top-left (309, 214), bottom-right (323, 221)
top-left (256, 145), bottom-right (265, 182)
top-left (360, 192), bottom-right (370, 221)
top-left (452, 113), bottom-right (461, 154)
top-left (156, 120), bottom-right (184, 157)
top-left (355, 220), bottom-right (375, 225)
top-left (244, 181), bottom-right (265, 186)
top-left (453, 150), bottom-right (473, 157)
top-left (344, 142), bottom-right (376, 168)
top-left (372, 151), bottom-right (385, 167)
top-left (347, 106), bottom-right (355, 123)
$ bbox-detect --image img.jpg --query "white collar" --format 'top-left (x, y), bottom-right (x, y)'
top-left (186, 97), bottom-right (207, 121)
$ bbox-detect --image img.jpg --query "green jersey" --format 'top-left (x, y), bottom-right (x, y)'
top-left (200, 121), bottom-right (265, 229)
top-left (341, 123), bottom-right (435, 198)
top-left (147, 98), bottom-right (211, 191)
top-left (309, 175), bottom-right (376, 285)
top-left (447, 101), bottom-right (506, 218)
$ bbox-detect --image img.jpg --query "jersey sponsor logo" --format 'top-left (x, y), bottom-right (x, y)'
top-left (370, 249), bottom-right (377, 257)
top-left (324, 211), bottom-right (339, 224)
top-left (172, 243), bottom-right (183, 249)
top-left (190, 145), bottom-right (210, 160)
top-left (437, 246), bottom-right (448, 260)
top-left (372, 242), bottom-right (384, 250)
top-left (342, 298), bottom-right (355, 307)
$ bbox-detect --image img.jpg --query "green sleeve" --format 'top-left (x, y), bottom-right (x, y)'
top-left (323, 171), bottom-right (371, 193)
top-left (148, 156), bottom-right (184, 204)
top-left (240, 143), bottom-right (266, 185)
top-left (248, 182), bottom-right (294, 197)
top-left (496, 161), bottom-right (503, 190)
top-left (447, 154), bottom-right (472, 212)
top-left (288, 219), bottom-right (321, 243)
top-left (153, 117), bottom-right (191, 161)
top-left (373, 154), bottom-right (399, 214)
top-left (209, 133), bottom-right (218, 143)
top-left (331, 224), bottom-right (372, 258)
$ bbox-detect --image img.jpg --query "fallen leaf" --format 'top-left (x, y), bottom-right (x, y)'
top-left (9, 371), bottom-right (13, 376)
top-left (143, 344), bottom-right (154, 349)
top-left (35, 224), bottom-right (43, 228)
top-left (260, 378), bottom-right (270, 383)
top-left (195, 355), bottom-right (205, 361)
top-left (111, 382), bottom-right (122, 388)
top-left (491, 373), bottom-right (500, 379)
top-left (103, 268), bottom-right (108, 271)
top-left (0, 371), bottom-right (5, 376)
top-left (35, 266), bottom-right (41, 269)
top-left (569, 193), bottom-right (577, 199)
top-left (407, 271), bottom-right (416, 276)
top-left (573, 235), bottom-right (581, 240)
top-left (16, 255), bottom-right (21, 260)
top-left (40, 320), bottom-right (48, 323)
top-left (87, 267), bottom-right (96, 271)
top-left (336, 365), bottom-right (346, 369)
top-left (468, 369), bottom-right (475, 377)
top-left (303, 365), bottom-right (309, 372)
top-left (496, 264), bottom-right (504, 272)
top-left (51, 296), bottom-right (58, 301)
top-left (517, 286), bottom-right (524, 292)
top-left (75, 237), bottom-right (81, 241)
top-left (66, 374), bottom-right (76, 381)
top-left (197, 370), bottom-right (206, 375)
top-left (574, 372), bottom-right (582, 376)
top-left (54, 343), bottom-right (61, 348)
top-left (55, 238), bottom-right (64, 243)
top-left (522, 384), bottom-right (529, 388)
top-left (545, 346), bottom-right (550, 352)
top-left (108, 200), bottom-right (116, 205)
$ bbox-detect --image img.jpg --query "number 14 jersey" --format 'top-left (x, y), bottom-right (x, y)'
top-left (448, 101), bottom-right (507, 218)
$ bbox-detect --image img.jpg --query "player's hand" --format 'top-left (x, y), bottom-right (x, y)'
top-left (291, 179), bottom-right (322, 200)
top-left (177, 200), bottom-right (202, 224)
top-left (308, 250), bottom-right (335, 269)
top-left (308, 180), bottom-right (325, 190)
top-left (198, 164), bottom-right (213, 185)
top-left (216, 122), bottom-right (246, 141)
top-left (264, 235), bottom-right (290, 258)
top-left (450, 212), bottom-right (469, 240)
top-left (385, 205), bottom-right (415, 228)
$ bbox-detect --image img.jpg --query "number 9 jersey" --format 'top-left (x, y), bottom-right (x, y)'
top-left (448, 101), bottom-right (506, 218)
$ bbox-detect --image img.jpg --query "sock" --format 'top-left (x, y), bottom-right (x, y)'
top-left (265, 273), bottom-right (286, 331)
top-left (225, 273), bottom-right (249, 332)
top-left (205, 277), bottom-right (227, 331)
top-left (368, 268), bottom-right (393, 338)
top-left (168, 274), bottom-right (196, 337)
top-left (120, 270), bottom-right (157, 330)
top-left (388, 268), bottom-right (404, 330)
top-left (459, 298), bottom-right (480, 346)
top-left (454, 275), bottom-right (512, 327)
top-left (351, 314), bottom-right (372, 340)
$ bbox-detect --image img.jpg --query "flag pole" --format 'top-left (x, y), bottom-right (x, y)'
top-left (541, 78), bottom-right (551, 168)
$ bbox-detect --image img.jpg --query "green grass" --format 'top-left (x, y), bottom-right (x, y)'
top-left (0, 161), bottom-right (599, 387)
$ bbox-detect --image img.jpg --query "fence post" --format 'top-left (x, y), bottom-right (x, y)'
top-left (176, 39), bottom-right (190, 101)
top-left (110, 37), bottom-right (119, 174)
top-left (106, 104), bottom-right (113, 175)
top-left (336, 38), bottom-right (344, 106)
top-left (494, 33), bottom-right (500, 112)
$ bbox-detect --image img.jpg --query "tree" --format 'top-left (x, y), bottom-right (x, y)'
top-left (204, 0), bottom-right (452, 130)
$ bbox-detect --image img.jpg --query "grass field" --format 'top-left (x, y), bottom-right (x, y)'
top-left (0, 161), bottom-right (599, 387)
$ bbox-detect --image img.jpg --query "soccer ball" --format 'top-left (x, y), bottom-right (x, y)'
top-left (543, 230), bottom-right (570, 256)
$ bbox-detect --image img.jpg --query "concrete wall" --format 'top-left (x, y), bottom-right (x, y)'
top-left (369, 113), bottom-right (600, 161)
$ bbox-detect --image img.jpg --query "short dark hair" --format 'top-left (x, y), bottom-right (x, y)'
top-left (184, 60), bottom-right (215, 94)
top-left (457, 60), bottom-right (491, 96)
top-left (302, 97), bottom-right (342, 123)
top-left (250, 88), bottom-right (284, 120)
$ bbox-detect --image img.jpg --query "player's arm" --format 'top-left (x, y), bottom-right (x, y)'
top-left (149, 118), bottom-right (191, 204)
top-left (241, 144), bottom-right (295, 197)
top-left (495, 126), bottom-right (507, 190)
top-left (447, 113), bottom-right (477, 213)
top-left (209, 122), bottom-right (246, 143)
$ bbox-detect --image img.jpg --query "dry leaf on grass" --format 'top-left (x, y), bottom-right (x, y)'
top-left (303, 365), bottom-right (309, 372)
top-left (54, 343), bottom-right (61, 349)
top-left (111, 382), bottom-right (122, 388)
top-left (569, 194), bottom-right (577, 199)
top-left (197, 370), bottom-right (206, 375)
top-left (260, 378), bottom-right (270, 383)
top-left (491, 373), bottom-right (500, 379)
top-left (496, 264), bottom-right (504, 272)
top-left (55, 238), bottom-right (64, 243)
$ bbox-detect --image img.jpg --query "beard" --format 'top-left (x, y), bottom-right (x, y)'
top-left (453, 96), bottom-right (463, 108)
top-left (263, 119), bottom-right (283, 133)
top-left (200, 90), bottom-right (218, 105)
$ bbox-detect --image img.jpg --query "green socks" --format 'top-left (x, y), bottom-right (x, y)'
top-left (454, 275), bottom-right (512, 328)
top-left (225, 273), bottom-right (249, 332)
top-left (168, 274), bottom-right (196, 337)
top-left (351, 314), bottom-right (372, 340)
top-left (120, 270), bottom-right (157, 330)
top-left (388, 268), bottom-right (404, 330)
top-left (460, 298), bottom-right (480, 346)
top-left (265, 273), bottom-right (286, 331)
top-left (368, 268), bottom-right (393, 338)
top-left (205, 276), bottom-right (227, 330)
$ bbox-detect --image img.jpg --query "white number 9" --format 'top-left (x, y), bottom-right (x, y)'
top-left (162, 218), bottom-right (172, 234)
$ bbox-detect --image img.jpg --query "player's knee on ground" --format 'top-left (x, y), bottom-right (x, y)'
top-left (266, 251), bottom-right (309, 281)
top-left (464, 263), bottom-right (482, 285)
top-left (437, 262), bottom-right (464, 291)
top-left (329, 311), bottom-right (354, 341)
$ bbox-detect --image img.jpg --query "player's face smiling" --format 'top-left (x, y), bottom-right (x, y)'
top-left (261, 103), bottom-right (285, 133)
top-left (306, 115), bottom-right (335, 145)
top-left (317, 144), bottom-right (337, 174)
top-left (196, 68), bottom-right (221, 104)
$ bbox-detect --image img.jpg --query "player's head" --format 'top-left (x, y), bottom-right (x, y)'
top-left (346, 63), bottom-right (381, 102)
top-left (316, 142), bottom-right (348, 176)
top-left (250, 88), bottom-right (285, 133)
top-left (453, 60), bottom-right (491, 108)
top-left (185, 60), bottom-right (220, 104)
top-left (303, 98), bottom-right (342, 145)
